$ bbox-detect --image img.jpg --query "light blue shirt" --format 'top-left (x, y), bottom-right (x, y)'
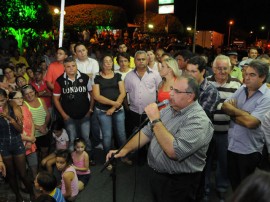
top-left (227, 83), bottom-right (270, 154)
top-left (125, 68), bottom-right (162, 114)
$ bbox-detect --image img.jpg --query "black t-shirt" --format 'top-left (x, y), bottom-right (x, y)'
top-left (56, 72), bottom-right (90, 119)
top-left (94, 72), bottom-right (122, 111)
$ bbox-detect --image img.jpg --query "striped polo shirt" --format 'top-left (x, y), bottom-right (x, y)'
top-left (142, 101), bottom-right (214, 174)
top-left (207, 75), bottom-right (241, 134)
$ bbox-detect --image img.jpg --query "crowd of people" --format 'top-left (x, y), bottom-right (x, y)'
top-left (0, 33), bottom-right (270, 202)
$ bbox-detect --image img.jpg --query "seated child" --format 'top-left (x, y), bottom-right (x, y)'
top-left (71, 138), bottom-right (91, 191)
top-left (55, 149), bottom-right (79, 201)
top-left (41, 121), bottom-right (69, 173)
top-left (34, 171), bottom-right (65, 202)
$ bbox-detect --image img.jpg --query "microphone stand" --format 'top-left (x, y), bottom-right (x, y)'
top-left (100, 116), bottom-right (150, 202)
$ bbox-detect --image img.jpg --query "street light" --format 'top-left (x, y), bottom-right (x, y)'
top-left (228, 20), bottom-right (234, 46)
top-left (261, 26), bottom-right (270, 43)
top-left (192, 0), bottom-right (198, 53)
top-left (144, 0), bottom-right (147, 33)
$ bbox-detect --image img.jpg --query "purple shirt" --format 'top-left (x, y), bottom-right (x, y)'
top-left (125, 68), bottom-right (162, 114)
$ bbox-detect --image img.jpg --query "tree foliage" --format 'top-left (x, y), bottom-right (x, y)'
top-left (0, 0), bottom-right (52, 30)
top-left (64, 4), bottom-right (128, 29)
top-left (134, 12), bottom-right (184, 34)
top-left (0, 0), bottom-right (53, 53)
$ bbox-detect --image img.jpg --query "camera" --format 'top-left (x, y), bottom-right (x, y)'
top-left (68, 94), bottom-right (75, 100)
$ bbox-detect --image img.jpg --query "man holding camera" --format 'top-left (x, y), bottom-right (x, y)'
top-left (53, 57), bottom-right (94, 153)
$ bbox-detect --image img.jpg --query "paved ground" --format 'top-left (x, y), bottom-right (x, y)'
top-left (0, 148), bottom-right (234, 202)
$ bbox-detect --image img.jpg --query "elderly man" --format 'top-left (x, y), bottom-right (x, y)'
top-left (204, 55), bottom-right (241, 201)
top-left (107, 75), bottom-right (214, 202)
top-left (222, 59), bottom-right (270, 191)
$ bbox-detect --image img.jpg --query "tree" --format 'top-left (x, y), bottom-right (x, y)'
top-left (134, 12), bottom-right (184, 34)
top-left (64, 4), bottom-right (128, 30)
top-left (0, 0), bottom-right (52, 53)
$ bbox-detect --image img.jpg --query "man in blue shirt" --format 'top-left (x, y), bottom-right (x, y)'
top-left (222, 59), bottom-right (270, 191)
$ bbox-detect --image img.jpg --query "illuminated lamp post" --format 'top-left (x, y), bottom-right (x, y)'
top-left (228, 20), bottom-right (234, 46)
top-left (59, 0), bottom-right (65, 47)
top-left (144, 0), bottom-right (147, 33)
top-left (192, 0), bottom-right (198, 53)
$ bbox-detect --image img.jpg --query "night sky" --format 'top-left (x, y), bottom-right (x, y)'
top-left (47, 0), bottom-right (270, 34)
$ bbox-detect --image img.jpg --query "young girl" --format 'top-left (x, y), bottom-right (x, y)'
top-left (55, 149), bottom-right (79, 201)
top-left (34, 171), bottom-right (65, 202)
top-left (41, 121), bottom-right (69, 173)
top-left (71, 138), bottom-right (90, 191)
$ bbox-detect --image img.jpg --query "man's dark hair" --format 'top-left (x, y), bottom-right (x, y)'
top-left (58, 47), bottom-right (68, 55)
top-left (117, 52), bottom-right (130, 64)
top-left (74, 42), bottom-right (86, 53)
top-left (187, 56), bottom-right (207, 73)
top-left (248, 59), bottom-right (269, 83)
top-left (231, 170), bottom-right (270, 202)
top-left (174, 50), bottom-right (194, 61)
top-left (36, 171), bottom-right (57, 192)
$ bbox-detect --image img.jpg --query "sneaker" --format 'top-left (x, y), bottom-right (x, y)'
top-left (121, 157), bottom-right (133, 165)
top-left (106, 164), bottom-right (113, 171)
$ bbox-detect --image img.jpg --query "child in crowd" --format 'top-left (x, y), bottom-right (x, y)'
top-left (41, 121), bottom-right (69, 173)
top-left (55, 150), bottom-right (79, 201)
top-left (34, 171), bottom-right (65, 202)
top-left (71, 138), bottom-right (91, 191)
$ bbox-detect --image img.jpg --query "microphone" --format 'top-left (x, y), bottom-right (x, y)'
top-left (157, 99), bottom-right (170, 108)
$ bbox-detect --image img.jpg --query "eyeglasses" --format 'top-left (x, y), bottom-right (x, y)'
top-left (215, 67), bottom-right (229, 72)
top-left (136, 58), bottom-right (146, 61)
top-left (170, 86), bottom-right (192, 94)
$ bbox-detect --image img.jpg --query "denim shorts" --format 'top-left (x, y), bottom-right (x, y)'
top-left (0, 136), bottom-right (25, 157)
top-left (78, 173), bottom-right (91, 186)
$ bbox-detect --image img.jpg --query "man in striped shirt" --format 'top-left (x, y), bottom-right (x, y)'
top-left (107, 75), bottom-right (214, 202)
top-left (205, 55), bottom-right (241, 201)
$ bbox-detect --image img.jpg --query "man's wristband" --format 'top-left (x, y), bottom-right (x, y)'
top-left (150, 119), bottom-right (161, 130)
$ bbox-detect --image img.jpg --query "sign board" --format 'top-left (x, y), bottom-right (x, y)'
top-left (158, 5), bottom-right (174, 14)
top-left (159, 0), bottom-right (174, 4)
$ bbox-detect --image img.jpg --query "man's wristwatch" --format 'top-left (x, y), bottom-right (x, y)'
top-left (150, 119), bottom-right (161, 130)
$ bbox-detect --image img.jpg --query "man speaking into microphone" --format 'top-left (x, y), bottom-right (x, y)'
top-left (107, 75), bottom-right (214, 202)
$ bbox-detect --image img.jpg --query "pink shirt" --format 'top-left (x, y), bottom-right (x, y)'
top-left (71, 151), bottom-right (91, 175)
top-left (61, 166), bottom-right (79, 197)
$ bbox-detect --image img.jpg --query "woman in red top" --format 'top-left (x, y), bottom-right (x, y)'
top-left (157, 57), bottom-right (181, 109)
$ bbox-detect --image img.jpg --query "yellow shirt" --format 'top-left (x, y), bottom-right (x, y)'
top-left (114, 56), bottom-right (135, 69)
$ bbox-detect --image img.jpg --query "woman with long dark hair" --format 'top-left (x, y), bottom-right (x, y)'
top-left (0, 88), bottom-right (34, 202)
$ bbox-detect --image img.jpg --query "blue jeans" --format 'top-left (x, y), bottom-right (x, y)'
top-left (91, 108), bottom-right (102, 147)
top-left (96, 107), bottom-right (127, 154)
top-left (64, 116), bottom-right (92, 152)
